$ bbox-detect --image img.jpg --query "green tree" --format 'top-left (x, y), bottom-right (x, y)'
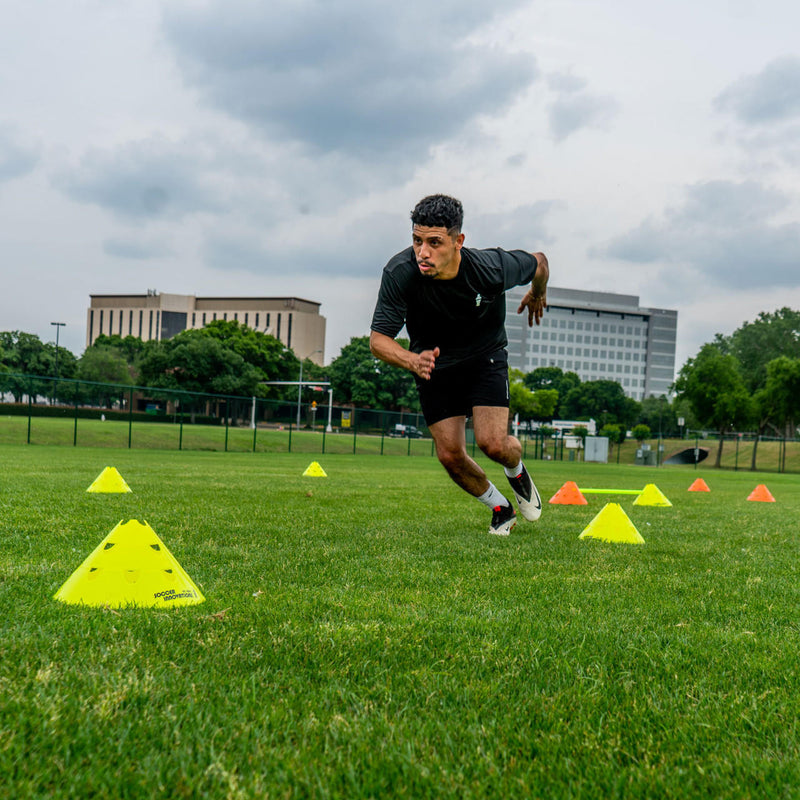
top-left (674, 344), bottom-right (754, 467)
top-left (763, 356), bottom-right (800, 473)
top-left (92, 334), bottom-right (149, 369)
top-left (197, 320), bottom-right (298, 392)
top-left (523, 366), bottom-right (580, 399)
top-left (76, 346), bottom-right (133, 407)
top-left (560, 379), bottom-right (633, 426)
top-left (328, 336), bottom-right (419, 411)
top-left (0, 331), bottom-right (77, 401)
top-left (715, 308), bottom-right (800, 392)
top-left (638, 395), bottom-right (675, 436)
top-left (137, 335), bottom-right (262, 397)
top-left (631, 424), bottom-right (651, 443)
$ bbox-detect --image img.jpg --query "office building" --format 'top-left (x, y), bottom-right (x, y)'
top-left (505, 286), bottom-right (677, 400)
top-left (87, 292), bottom-right (326, 363)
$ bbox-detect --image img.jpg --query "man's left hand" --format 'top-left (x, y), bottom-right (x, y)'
top-left (517, 288), bottom-right (547, 326)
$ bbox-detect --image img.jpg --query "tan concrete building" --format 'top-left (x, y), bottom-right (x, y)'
top-left (87, 292), bottom-right (326, 363)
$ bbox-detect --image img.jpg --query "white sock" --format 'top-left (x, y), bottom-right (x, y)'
top-left (477, 482), bottom-right (510, 509)
top-left (503, 460), bottom-right (523, 478)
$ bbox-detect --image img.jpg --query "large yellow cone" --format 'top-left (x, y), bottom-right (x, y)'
top-left (86, 467), bottom-right (132, 493)
top-left (54, 519), bottom-right (205, 608)
top-left (579, 503), bottom-right (645, 544)
top-left (303, 461), bottom-right (327, 477)
top-left (633, 483), bottom-right (672, 507)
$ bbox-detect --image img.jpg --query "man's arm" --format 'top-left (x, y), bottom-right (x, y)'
top-left (369, 331), bottom-right (439, 380)
top-left (517, 251), bottom-right (549, 327)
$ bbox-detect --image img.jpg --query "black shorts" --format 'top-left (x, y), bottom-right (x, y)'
top-left (416, 348), bottom-right (509, 426)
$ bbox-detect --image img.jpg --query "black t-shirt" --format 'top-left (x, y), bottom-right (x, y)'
top-left (370, 246), bottom-right (537, 370)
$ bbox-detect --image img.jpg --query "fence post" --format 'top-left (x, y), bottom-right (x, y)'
top-left (179, 408), bottom-right (184, 451)
top-left (288, 420), bottom-right (292, 453)
top-left (352, 409), bottom-right (357, 455)
top-left (27, 392), bottom-right (32, 444)
top-left (252, 399), bottom-right (258, 453)
top-left (73, 395), bottom-right (79, 446)
top-left (128, 388), bottom-right (134, 449)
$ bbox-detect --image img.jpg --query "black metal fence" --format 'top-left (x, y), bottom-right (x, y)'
top-left (2, 373), bottom-right (798, 471)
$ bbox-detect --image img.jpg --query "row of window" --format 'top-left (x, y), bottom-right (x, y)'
top-left (531, 344), bottom-right (642, 362)
top-left (521, 316), bottom-right (647, 336)
top-left (536, 332), bottom-right (645, 349)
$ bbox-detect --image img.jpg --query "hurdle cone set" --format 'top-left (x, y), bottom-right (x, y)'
top-left (550, 476), bottom-right (778, 545)
top-left (54, 468), bottom-right (205, 609)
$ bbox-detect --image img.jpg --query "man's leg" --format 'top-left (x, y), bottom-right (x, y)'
top-left (471, 406), bottom-right (521, 469)
top-left (473, 406), bottom-right (542, 521)
top-left (428, 415), bottom-right (517, 535)
top-left (428, 415), bottom-right (489, 496)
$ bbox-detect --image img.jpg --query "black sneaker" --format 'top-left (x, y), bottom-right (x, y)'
top-left (489, 502), bottom-right (516, 536)
top-left (507, 464), bottom-right (542, 521)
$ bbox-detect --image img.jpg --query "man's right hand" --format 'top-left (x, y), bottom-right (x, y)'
top-left (415, 347), bottom-right (440, 380)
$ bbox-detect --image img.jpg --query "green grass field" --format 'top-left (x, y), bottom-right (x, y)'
top-left (2, 445), bottom-right (800, 798)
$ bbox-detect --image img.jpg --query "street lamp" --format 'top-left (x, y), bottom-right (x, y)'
top-left (51, 322), bottom-right (65, 403)
top-left (51, 322), bottom-right (66, 377)
top-left (296, 348), bottom-right (323, 429)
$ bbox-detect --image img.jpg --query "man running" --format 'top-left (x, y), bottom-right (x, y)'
top-left (370, 194), bottom-right (550, 535)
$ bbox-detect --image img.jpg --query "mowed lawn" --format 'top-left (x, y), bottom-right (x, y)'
top-left (2, 445), bottom-right (800, 798)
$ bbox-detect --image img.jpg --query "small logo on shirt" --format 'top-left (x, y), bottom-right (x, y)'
top-left (475, 293), bottom-right (482, 306)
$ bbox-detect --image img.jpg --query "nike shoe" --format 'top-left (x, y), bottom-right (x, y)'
top-left (507, 464), bottom-right (542, 521)
top-left (489, 502), bottom-right (517, 536)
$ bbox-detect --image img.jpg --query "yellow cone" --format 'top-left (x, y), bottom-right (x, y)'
top-left (54, 519), bottom-right (205, 608)
top-left (86, 467), bottom-right (132, 493)
top-left (579, 503), bottom-right (645, 544)
top-left (633, 483), bottom-right (672, 507)
top-left (303, 461), bottom-right (327, 477)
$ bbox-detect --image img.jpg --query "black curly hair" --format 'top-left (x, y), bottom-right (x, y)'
top-left (410, 194), bottom-right (463, 235)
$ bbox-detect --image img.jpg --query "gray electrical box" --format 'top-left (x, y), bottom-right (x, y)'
top-left (584, 436), bottom-right (609, 463)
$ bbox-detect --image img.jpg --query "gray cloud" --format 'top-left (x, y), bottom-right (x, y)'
top-left (596, 180), bottom-right (800, 290)
top-left (466, 201), bottom-right (558, 250)
top-left (548, 92), bottom-right (618, 142)
top-left (55, 138), bottom-right (227, 220)
top-left (0, 124), bottom-right (40, 182)
top-left (715, 56), bottom-right (800, 124)
top-left (103, 236), bottom-right (173, 260)
top-left (162, 1), bottom-right (537, 160)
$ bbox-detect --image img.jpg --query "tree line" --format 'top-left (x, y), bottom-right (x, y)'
top-left (2, 308), bottom-right (799, 464)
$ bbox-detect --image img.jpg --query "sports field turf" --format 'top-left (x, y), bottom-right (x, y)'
top-left (2, 445), bottom-right (800, 798)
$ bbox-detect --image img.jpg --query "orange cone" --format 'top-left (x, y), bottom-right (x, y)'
top-left (688, 478), bottom-right (710, 492)
top-left (549, 481), bottom-right (588, 505)
top-left (747, 484), bottom-right (775, 502)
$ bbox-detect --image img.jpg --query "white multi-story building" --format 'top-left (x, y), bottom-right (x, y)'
top-left (505, 286), bottom-right (677, 400)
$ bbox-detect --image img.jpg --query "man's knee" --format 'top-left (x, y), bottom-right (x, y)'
top-left (477, 434), bottom-right (521, 464)
top-left (436, 444), bottom-right (468, 474)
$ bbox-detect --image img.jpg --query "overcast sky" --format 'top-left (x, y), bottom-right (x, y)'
top-left (3, 0), bottom-right (800, 373)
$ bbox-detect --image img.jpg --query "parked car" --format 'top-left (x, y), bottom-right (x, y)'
top-left (388, 423), bottom-right (424, 438)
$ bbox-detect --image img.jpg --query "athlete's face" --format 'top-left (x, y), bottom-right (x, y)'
top-left (412, 225), bottom-right (464, 280)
